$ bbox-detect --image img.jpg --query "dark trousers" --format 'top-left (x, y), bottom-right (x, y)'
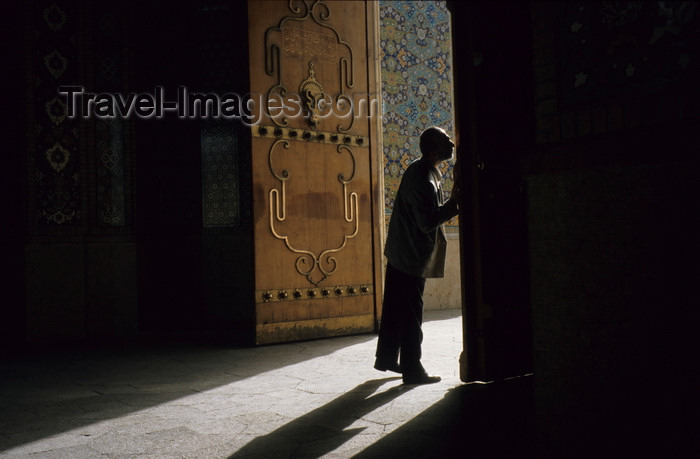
top-left (375, 263), bottom-right (426, 374)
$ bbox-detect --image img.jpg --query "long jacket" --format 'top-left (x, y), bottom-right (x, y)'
top-left (384, 157), bottom-right (459, 278)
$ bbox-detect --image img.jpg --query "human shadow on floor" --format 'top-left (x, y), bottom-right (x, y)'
top-left (228, 377), bottom-right (408, 458)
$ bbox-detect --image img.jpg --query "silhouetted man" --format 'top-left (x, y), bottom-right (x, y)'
top-left (374, 126), bottom-right (460, 384)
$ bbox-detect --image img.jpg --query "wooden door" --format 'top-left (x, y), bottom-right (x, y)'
top-left (450, 1), bottom-right (534, 381)
top-left (247, 1), bottom-right (382, 344)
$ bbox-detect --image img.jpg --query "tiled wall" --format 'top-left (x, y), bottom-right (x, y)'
top-left (378, 1), bottom-right (460, 310)
top-left (379, 1), bottom-right (457, 229)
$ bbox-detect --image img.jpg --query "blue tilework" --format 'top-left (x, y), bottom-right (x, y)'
top-left (379, 1), bottom-right (457, 228)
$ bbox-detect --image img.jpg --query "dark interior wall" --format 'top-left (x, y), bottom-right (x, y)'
top-left (527, 158), bottom-right (698, 458)
top-left (15, 0), bottom-right (140, 348)
top-left (526, 2), bottom-right (699, 457)
top-left (2, 1), bottom-right (27, 351)
top-left (12, 0), bottom-right (254, 349)
top-left (132, 3), bottom-right (205, 332)
top-left (130, 1), bottom-right (255, 339)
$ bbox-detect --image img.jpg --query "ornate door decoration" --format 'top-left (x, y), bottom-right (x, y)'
top-left (299, 62), bottom-right (324, 127)
top-left (264, 0), bottom-right (356, 132)
top-left (249, 0), bottom-right (379, 343)
top-left (258, 0), bottom-right (367, 287)
top-left (268, 138), bottom-right (358, 286)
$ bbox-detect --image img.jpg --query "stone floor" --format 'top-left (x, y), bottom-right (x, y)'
top-left (0, 309), bottom-right (535, 458)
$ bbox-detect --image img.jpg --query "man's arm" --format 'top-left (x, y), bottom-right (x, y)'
top-left (408, 179), bottom-right (459, 234)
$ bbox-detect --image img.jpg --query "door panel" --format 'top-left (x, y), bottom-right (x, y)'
top-left (474, 1), bottom-right (533, 381)
top-left (248, 1), bottom-right (381, 344)
top-left (450, 1), bottom-right (534, 381)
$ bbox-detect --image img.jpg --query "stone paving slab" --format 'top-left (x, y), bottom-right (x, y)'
top-left (0, 309), bottom-right (473, 458)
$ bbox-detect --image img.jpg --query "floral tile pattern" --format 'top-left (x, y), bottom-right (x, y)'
top-left (379, 1), bottom-right (457, 229)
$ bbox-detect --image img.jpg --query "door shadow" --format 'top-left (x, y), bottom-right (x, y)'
top-left (354, 375), bottom-right (535, 459)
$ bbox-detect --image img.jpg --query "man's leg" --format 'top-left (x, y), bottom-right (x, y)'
top-left (374, 264), bottom-right (402, 371)
top-left (397, 270), bottom-right (426, 375)
top-left (395, 270), bottom-right (440, 384)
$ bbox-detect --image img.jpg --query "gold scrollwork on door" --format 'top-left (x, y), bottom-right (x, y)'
top-left (268, 139), bottom-right (359, 286)
top-left (264, 0), bottom-right (356, 132)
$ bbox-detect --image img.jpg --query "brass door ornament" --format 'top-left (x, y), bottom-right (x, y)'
top-left (299, 61), bottom-right (324, 127)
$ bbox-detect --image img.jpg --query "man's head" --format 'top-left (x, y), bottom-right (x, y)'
top-left (420, 126), bottom-right (454, 163)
